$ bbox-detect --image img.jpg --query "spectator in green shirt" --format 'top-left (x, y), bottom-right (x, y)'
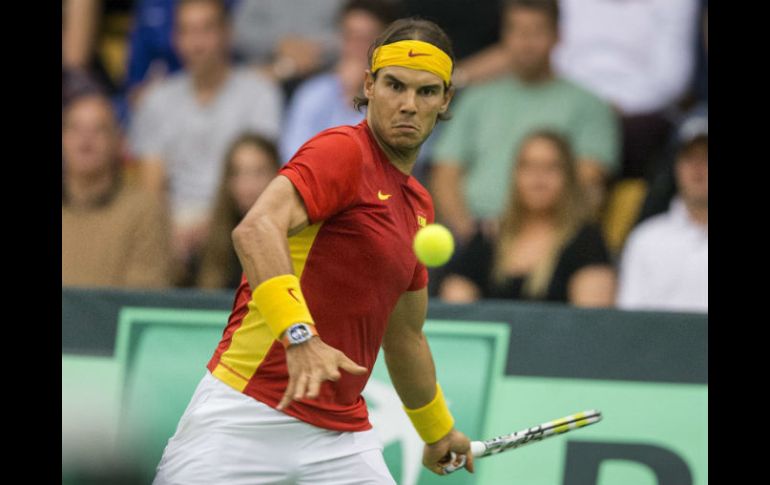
top-left (430, 0), bottom-right (619, 245)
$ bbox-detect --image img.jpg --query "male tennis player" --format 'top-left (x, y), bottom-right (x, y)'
top-left (153, 17), bottom-right (474, 484)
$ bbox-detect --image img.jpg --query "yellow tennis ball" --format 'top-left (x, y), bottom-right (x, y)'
top-left (413, 224), bottom-right (455, 267)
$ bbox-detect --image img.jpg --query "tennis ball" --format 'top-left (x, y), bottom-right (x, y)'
top-left (413, 224), bottom-right (455, 267)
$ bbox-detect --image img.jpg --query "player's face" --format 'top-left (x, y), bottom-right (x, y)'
top-left (502, 7), bottom-right (557, 80)
top-left (174, 2), bottom-right (229, 74)
top-left (228, 144), bottom-right (277, 215)
top-left (364, 66), bottom-right (453, 151)
top-left (515, 137), bottom-right (566, 213)
top-left (62, 97), bottom-right (119, 176)
top-left (675, 140), bottom-right (708, 207)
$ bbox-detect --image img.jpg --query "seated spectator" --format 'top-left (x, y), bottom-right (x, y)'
top-left (62, 0), bottom-right (119, 96)
top-left (122, 0), bottom-right (238, 111)
top-left (636, 103), bottom-right (708, 226)
top-left (430, 0), bottom-right (619, 247)
top-left (439, 130), bottom-right (615, 306)
top-left (231, 0), bottom-right (346, 90)
top-left (616, 115), bottom-right (708, 313)
top-left (128, 0), bottom-right (283, 282)
top-left (194, 134), bottom-right (279, 289)
top-left (279, 0), bottom-right (400, 163)
top-left (402, 0), bottom-right (507, 88)
top-left (552, 0), bottom-right (699, 179)
top-left (62, 93), bottom-right (172, 288)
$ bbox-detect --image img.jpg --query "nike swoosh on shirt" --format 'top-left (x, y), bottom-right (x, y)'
top-left (378, 191), bottom-right (393, 200)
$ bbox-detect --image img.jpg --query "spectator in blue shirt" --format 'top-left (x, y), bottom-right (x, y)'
top-left (278, 0), bottom-right (401, 163)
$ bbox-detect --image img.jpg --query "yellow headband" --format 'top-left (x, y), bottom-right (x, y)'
top-left (371, 40), bottom-right (453, 85)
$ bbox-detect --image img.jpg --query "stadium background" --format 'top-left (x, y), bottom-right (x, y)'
top-left (62, 0), bottom-right (708, 483)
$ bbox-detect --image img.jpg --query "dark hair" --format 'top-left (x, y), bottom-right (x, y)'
top-left (175, 0), bottom-right (229, 23)
top-left (340, 0), bottom-right (404, 27)
top-left (353, 17), bottom-right (455, 121)
top-left (196, 133), bottom-right (279, 288)
top-left (502, 0), bottom-right (560, 27)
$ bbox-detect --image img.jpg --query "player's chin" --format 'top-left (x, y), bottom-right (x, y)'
top-left (389, 132), bottom-right (426, 149)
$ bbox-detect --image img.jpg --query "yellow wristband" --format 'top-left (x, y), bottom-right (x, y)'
top-left (251, 274), bottom-right (315, 339)
top-left (404, 383), bottom-right (455, 444)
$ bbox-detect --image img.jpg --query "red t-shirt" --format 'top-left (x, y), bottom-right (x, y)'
top-left (207, 120), bottom-right (434, 432)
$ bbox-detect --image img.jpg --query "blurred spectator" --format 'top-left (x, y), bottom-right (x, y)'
top-left (124, 0), bottom-right (183, 107)
top-left (123, 0), bottom-right (238, 110)
top-left (63, 0), bottom-right (114, 95)
top-left (63, 0), bottom-right (132, 104)
top-left (439, 130), bottom-right (615, 306)
top-left (430, 0), bottom-right (619, 246)
top-left (402, 0), bottom-right (507, 87)
top-left (636, 103), bottom-right (707, 226)
top-left (231, 0), bottom-right (345, 89)
top-left (552, 0), bottom-right (700, 179)
top-left (194, 134), bottom-right (279, 289)
top-left (127, 0), bottom-right (283, 283)
top-left (62, 93), bottom-right (172, 288)
top-left (616, 114), bottom-right (707, 313)
top-left (279, 0), bottom-right (400, 163)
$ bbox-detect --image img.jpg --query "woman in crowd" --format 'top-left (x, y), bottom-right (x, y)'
top-left (194, 133), bottom-right (280, 289)
top-left (439, 130), bottom-right (616, 306)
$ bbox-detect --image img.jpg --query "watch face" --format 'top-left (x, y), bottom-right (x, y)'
top-left (290, 325), bottom-right (310, 342)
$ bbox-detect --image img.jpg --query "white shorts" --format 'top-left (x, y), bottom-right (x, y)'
top-left (153, 371), bottom-right (396, 485)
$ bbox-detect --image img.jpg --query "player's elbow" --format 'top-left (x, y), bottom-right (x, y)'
top-left (231, 216), bottom-right (264, 251)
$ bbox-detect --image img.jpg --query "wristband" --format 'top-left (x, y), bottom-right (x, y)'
top-left (404, 383), bottom-right (455, 444)
top-left (252, 274), bottom-right (315, 339)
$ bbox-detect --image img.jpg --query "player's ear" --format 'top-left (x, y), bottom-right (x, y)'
top-left (364, 70), bottom-right (376, 100)
top-left (439, 84), bottom-right (455, 114)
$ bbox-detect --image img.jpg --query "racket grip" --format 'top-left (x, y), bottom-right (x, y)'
top-left (442, 452), bottom-right (466, 475)
top-left (442, 442), bottom-right (484, 475)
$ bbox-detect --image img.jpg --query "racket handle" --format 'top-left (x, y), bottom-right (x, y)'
top-left (442, 452), bottom-right (466, 475)
top-left (442, 442), bottom-right (483, 475)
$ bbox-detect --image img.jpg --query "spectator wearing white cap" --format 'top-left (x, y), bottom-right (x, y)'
top-left (616, 113), bottom-right (707, 313)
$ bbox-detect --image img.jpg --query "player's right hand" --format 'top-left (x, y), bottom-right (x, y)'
top-left (277, 337), bottom-right (368, 410)
top-left (423, 428), bottom-right (475, 476)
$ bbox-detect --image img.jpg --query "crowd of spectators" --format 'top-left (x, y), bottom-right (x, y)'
top-left (62, 0), bottom-right (708, 314)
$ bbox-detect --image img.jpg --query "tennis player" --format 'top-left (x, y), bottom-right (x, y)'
top-left (153, 17), bottom-right (474, 484)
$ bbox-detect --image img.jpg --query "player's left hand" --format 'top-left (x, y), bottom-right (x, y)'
top-left (423, 428), bottom-right (475, 475)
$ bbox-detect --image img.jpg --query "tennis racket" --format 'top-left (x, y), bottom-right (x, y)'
top-left (442, 409), bottom-right (603, 474)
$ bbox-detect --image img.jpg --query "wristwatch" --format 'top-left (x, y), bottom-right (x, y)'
top-left (281, 322), bottom-right (318, 348)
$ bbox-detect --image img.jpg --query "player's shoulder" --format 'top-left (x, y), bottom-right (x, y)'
top-left (286, 123), bottom-right (366, 168)
top-left (302, 123), bottom-right (363, 149)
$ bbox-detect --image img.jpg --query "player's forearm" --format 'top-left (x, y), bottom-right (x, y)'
top-left (232, 214), bottom-right (294, 290)
top-left (232, 175), bottom-right (310, 291)
top-left (383, 332), bottom-right (438, 409)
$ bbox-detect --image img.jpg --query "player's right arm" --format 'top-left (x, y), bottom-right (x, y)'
top-left (232, 175), bottom-right (367, 410)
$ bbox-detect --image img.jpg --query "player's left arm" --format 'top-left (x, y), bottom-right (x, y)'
top-left (381, 288), bottom-right (475, 475)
